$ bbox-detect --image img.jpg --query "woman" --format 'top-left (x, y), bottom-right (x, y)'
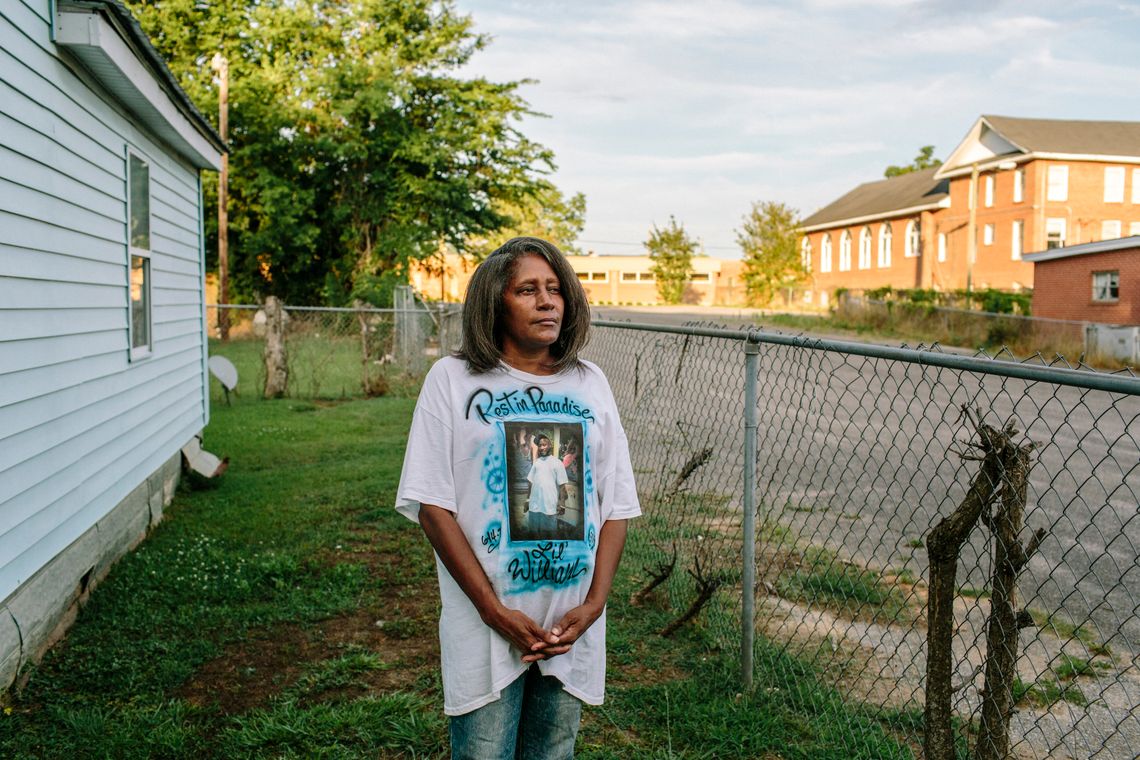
top-left (396, 237), bottom-right (640, 759)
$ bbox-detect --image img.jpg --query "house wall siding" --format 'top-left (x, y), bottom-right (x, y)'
top-left (1030, 248), bottom-right (1140, 324)
top-left (0, 0), bottom-right (208, 660)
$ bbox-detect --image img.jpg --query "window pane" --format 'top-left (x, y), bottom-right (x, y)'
top-left (129, 154), bottom-right (150, 250)
top-left (1013, 170), bottom-right (1024, 203)
top-left (1046, 217), bottom-right (1066, 249)
top-left (1011, 221), bottom-right (1022, 260)
top-left (576, 272), bottom-right (590, 280)
top-left (1105, 167), bottom-right (1125, 203)
top-left (1102, 220), bottom-right (1122, 240)
top-left (1092, 271), bottom-right (1120, 301)
top-left (621, 272), bottom-right (636, 281)
top-left (1047, 165), bottom-right (1068, 202)
top-left (131, 255), bottom-right (150, 349)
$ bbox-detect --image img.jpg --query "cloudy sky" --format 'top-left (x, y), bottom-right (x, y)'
top-left (453, 0), bottom-right (1140, 258)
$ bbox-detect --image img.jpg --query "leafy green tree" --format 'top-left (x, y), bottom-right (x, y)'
top-left (644, 217), bottom-right (697, 305)
top-left (884, 145), bottom-right (942, 178)
top-left (125, 0), bottom-right (563, 305)
top-left (736, 201), bottom-right (805, 307)
top-left (467, 185), bottom-right (587, 259)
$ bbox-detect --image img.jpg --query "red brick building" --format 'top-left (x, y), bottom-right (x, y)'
top-left (1023, 236), bottom-right (1140, 324)
top-left (800, 116), bottom-right (1140, 306)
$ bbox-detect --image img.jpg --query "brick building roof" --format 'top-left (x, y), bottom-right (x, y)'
top-left (801, 167), bottom-right (949, 230)
top-left (983, 115), bottom-right (1140, 157)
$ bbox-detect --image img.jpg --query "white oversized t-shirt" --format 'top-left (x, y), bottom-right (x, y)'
top-left (396, 356), bottom-right (640, 716)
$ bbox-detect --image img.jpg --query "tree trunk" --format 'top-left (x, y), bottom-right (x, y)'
top-left (924, 421), bottom-right (1005, 760)
top-left (263, 296), bottom-right (288, 398)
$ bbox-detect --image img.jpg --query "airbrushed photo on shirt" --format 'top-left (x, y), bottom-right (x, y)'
top-left (504, 421), bottom-right (585, 543)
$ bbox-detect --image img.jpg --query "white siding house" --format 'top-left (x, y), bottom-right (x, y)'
top-left (0, 0), bottom-right (224, 690)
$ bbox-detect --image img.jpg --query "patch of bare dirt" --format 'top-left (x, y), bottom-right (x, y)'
top-left (176, 521), bottom-right (441, 716)
top-left (176, 606), bottom-right (440, 715)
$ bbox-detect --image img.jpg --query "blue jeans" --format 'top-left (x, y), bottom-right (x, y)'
top-left (450, 665), bottom-right (582, 760)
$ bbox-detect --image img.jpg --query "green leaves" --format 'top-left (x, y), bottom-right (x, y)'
top-left (645, 216), bottom-right (698, 305)
top-left (124, 0), bottom-right (564, 305)
top-left (736, 200), bottom-right (805, 308)
top-left (884, 145), bottom-right (942, 178)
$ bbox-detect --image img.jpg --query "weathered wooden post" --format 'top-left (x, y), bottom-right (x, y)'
top-left (924, 411), bottom-right (1005, 760)
top-left (263, 296), bottom-right (288, 398)
top-left (976, 436), bottom-right (1044, 760)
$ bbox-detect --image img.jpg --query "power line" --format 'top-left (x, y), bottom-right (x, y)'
top-left (579, 237), bottom-right (739, 252)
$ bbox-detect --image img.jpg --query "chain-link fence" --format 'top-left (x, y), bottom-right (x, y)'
top-left (585, 321), bottom-right (1140, 760)
top-left (204, 301), bottom-right (462, 402)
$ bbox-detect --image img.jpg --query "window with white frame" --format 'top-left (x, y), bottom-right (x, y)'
top-left (839, 230), bottom-right (852, 271)
top-left (591, 271), bottom-right (608, 282)
top-left (127, 151), bottom-right (151, 359)
top-left (858, 226), bottom-right (872, 269)
top-left (638, 272), bottom-right (655, 282)
top-left (937, 232), bottom-right (946, 262)
top-left (1013, 169), bottom-right (1024, 203)
top-left (983, 223), bottom-right (994, 246)
top-left (1102, 220), bottom-right (1122, 240)
top-left (1092, 271), bottom-right (1119, 301)
top-left (1133, 169), bottom-right (1140, 204)
top-left (576, 272), bottom-right (590, 281)
top-left (621, 272), bottom-right (637, 282)
top-left (1011, 220), bottom-right (1023, 260)
top-left (801, 237), bottom-right (812, 273)
top-left (878, 222), bottom-right (892, 268)
top-left (1131, 221), bottom-right (1140, 236)
top-left (1047, 165), bottom-right (1068, 201)
top-left (1045, 217), bottom-right (1066, 249)
top-left (821, 233), bottom-right (833, 273)
top-left (689, 273), bottom-right (710, 282)
top-left (904, 220), bottom-right (920, 258)
top-left (984, 175), bottom-right (994, 207)
top-left (1105, 167), bottom-right (1125, 203)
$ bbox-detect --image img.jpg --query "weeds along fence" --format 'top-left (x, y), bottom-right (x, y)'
top-left (204, 299), bottom-right (462, 401)
top-left (837, 296), bottom-right (1095, 365)
top-left (585, 321), bottom-right (1140, 760)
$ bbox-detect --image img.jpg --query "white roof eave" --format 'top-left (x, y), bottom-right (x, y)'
top-left (55, 9), bottom-right (222, 170)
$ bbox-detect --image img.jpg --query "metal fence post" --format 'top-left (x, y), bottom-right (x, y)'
top-left (741, 333), bottom-right (760, 690)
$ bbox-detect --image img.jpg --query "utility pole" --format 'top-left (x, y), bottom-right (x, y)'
top-left (211, 53), bottom-right (230, 340)
top-left (966, 162), bottom-right (978, 294)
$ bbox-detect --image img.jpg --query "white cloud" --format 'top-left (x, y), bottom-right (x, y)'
top-left (455, 0), bottom-right (1140, 256)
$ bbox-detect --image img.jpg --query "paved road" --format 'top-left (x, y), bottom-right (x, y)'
top-left (586, 307), bottom-right (1140, 757)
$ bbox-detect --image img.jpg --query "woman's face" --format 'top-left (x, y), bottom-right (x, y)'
top-left (500, 253), bottom-right (563, 358)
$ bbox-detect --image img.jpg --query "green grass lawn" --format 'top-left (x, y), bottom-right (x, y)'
top-left (0, 391), bottom-right (916, 759)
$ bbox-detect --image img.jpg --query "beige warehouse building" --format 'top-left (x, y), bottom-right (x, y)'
top-left (412, 252), bottom-right (746, 306)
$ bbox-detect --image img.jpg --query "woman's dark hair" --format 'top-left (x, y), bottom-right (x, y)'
top-left (458, 237), bottom-right (591, 373)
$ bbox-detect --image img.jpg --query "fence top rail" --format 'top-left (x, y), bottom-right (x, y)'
top-left (591, 319), bottom-right (1140, 396)
top-left (212, 303), bottom-right (459, 314)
